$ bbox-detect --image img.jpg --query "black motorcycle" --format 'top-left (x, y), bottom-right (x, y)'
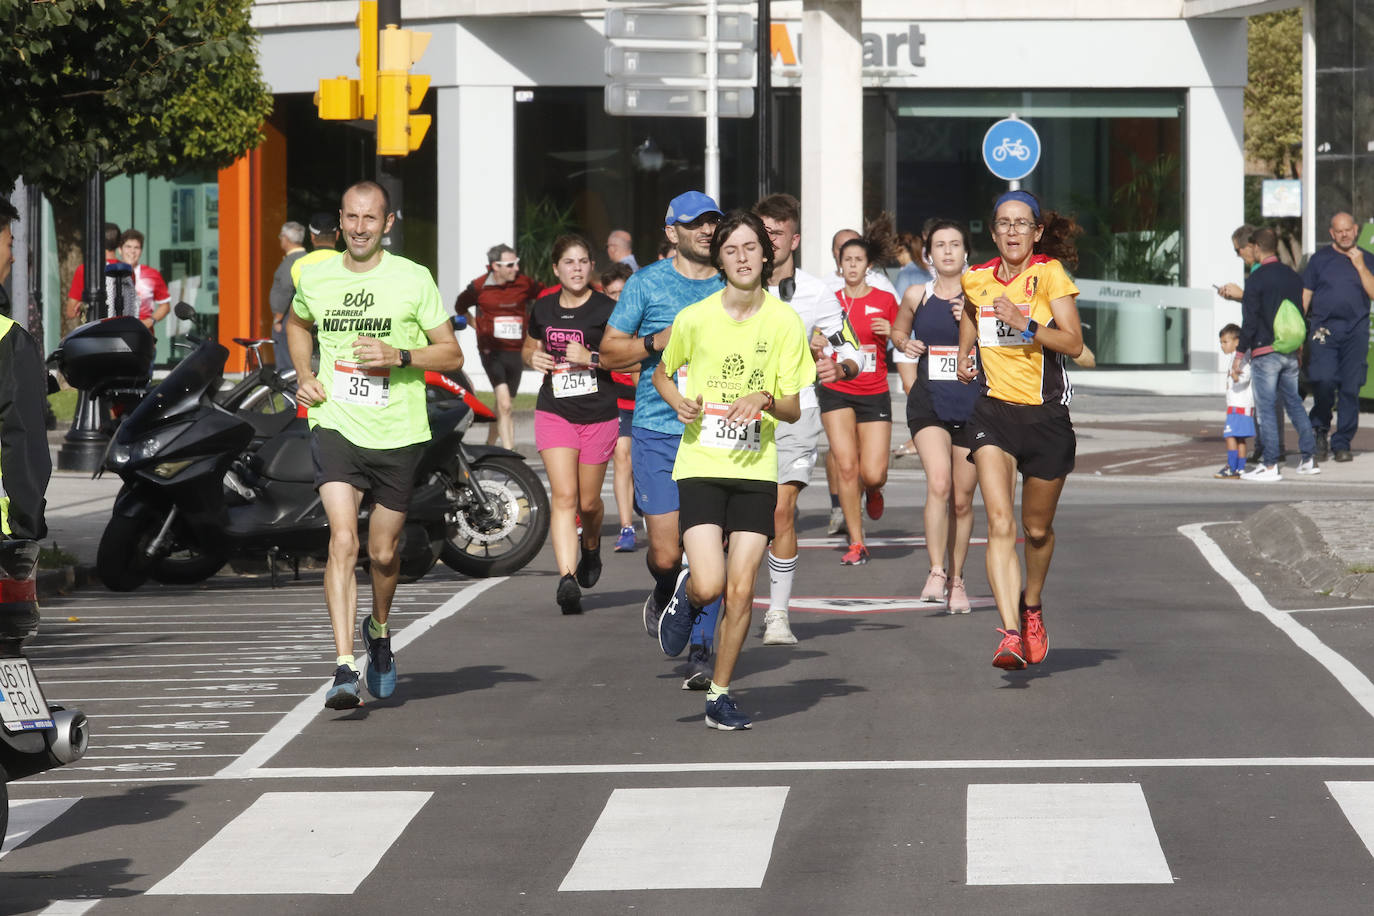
top-left (90, 305), bottom-right (549, 591)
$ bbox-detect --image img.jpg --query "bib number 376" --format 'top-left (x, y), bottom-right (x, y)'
top-left (702, 401), bottom-right (761, 452)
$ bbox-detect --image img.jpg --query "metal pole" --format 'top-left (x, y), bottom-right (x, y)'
top-left (25, 183), bottom-right (43, 345)
top-left (57, 160), bottom-right (112, 473)
top-left (1301, 0), bottom-right (1316, 255)
top-left (704, 0), bottom-right (720, 202)
top-left (756, 0), bottom-right (771, 200)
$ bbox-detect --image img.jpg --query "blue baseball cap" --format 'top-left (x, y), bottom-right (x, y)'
top-left (664, 191), bottom-right (723, 227)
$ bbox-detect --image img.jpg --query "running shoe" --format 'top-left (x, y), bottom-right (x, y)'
top-left (359, 617), bottom-right (396, 699)
top-left (1296, 456), bottom-right (1322, 476)
top-left (865, 487), bottom-right (885, 520)
top-left (920, 567), bottom-right (948, 603)
top-left (705, 692), bottom-right (752, 730)
top-left (657, 568), bottom-right (697, 657)
top-left (762, 609), bottom-right (798, 645)
top-left (557, 573), bottom-right (583, 615)
top-left (1019, 595), bottom-right (1048, 665)
top-left (576, 546), bottom-right (602, 588)
top-left (1214, 466), bottom-right (1240, 479)
top-left (324, 665), bottom-right (362, 710)
top-left (991, 628), bottom-right (1027, 670)
top-left (947, 576), bottom-right (971, 614)
top-left (827, 507), bottom-right (845, 536)
top-left (642, 591), bottom-right (663, 638)
top-left (575, 513), bottom-right (582, 535)
top-left (840, 543), bottom-right (869, 566)
top-left (615, 525), bottom-right (637, 552)
top-left (1241, 463), bottom-right (1281, 482)
top-left (682, 643), bottom-right (713, 690)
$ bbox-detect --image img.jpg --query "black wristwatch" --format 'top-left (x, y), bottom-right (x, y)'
top-left (643, 332), bottom-right (659, 354)
top-left (839, 360), bottom-right (857, 380)
top-left (589, 351), bottom-right (600, 367)
top-left (398, 348), bottom-right (412, 367)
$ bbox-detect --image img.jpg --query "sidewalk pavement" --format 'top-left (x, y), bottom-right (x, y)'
top-left (36, 386), bottom-right (1373, 600)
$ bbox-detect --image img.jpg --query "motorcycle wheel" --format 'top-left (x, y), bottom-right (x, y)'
top-left (396, 523), bottom-right (438, 584)
top-left (96, 513), bottom-right (159, 591)
top-left (440, 455), bottom-right (550, 578)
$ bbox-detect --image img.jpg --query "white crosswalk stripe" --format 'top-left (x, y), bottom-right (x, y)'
top-left (1327, 781), bottom-right (1374, 860)
top-left (1, 796), bottom-right (81, 859)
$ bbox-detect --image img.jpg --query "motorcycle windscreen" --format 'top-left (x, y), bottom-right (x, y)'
top-left (119, 340), bottom-right (231, 439)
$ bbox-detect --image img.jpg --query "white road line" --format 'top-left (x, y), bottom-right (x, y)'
top-left (1, 797), bottom-right (80, 858)
top-left (33, 651), bottom-right (323, 661)
top-left (36, 901), bottom-right (101, 915)
top-left (966, 783), bottom-right (1172, 885)
top-left (1180, 522), bottom-right (1374, 723)
top-left (26, 640), bottom-right (334, 649)
top-left (38, 662), bottom-right (314, 672)
top-left (217, 577), bottom-right (507, 777)
top-left (82, 754), bottom-right (238, 759)
top-left (43, 676), bottom-right (327, 684)
top-left (82, 712), bottom-right (286, 717)
top-left (1286, 605), bottom-right (1374, 614)
top-left (560, 787), bottom-right (788, 891)
top-left (38, 611), bottom-right (427, 621)
top-left (1328, 782), bottom-right (1374, 862)
top-left (56, 695), bottom-right (306, 702)
top-left (1097, 455), bottom-right (1167, 472)
top-left (146, 791), bottom-right (431, 895)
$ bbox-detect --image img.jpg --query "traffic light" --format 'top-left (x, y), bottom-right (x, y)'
top-left (376, 24), bottom-right (431, 156)
top-left (314, 0), bottom-right (375, 121)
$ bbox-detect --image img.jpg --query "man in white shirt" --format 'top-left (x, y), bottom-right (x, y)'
top-left (755, 195), bottom-right (861, 645)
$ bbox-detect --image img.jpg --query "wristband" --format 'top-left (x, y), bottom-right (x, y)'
top-left (643, 332), bottom-right (658, 354)
top-left (761, 391), bottom-right (775, 413)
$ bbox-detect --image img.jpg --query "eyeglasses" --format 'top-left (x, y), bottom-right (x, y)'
top-left (494, 259), bottom-right (520, 268)
top-left (677, 215), bottom-right (719, 231)
top-left (993, 218), bottom-right (1037, 234)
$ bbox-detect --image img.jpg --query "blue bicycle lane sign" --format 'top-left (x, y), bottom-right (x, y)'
top-left (982, 117), bottom-right (1041, 182)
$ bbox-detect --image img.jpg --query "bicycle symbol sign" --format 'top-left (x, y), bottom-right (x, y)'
top-left (982, 117), bottom-right (1041, 181)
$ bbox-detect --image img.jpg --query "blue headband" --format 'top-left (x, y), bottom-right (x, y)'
top-left (994, 190), bottom-right (1041, 221)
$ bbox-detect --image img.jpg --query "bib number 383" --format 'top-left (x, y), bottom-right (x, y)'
top-left (702, 401), bottom-right (761, 452)
top-left (334, 360), bottom-right (390, 407)
top-left (978, 303), bottom-right (1032, 348)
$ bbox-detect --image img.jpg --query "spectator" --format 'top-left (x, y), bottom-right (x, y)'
top-left (292, 212), bottom-right (342, 287)
top-left (599, 261), bottom-right (638, 552)
top-left (1217, 223), bottom-right (1283, 463)
top-left (1214, 323), bottom-right (1254, 478)
top-left (117, 229), bottom-right (172, 333)
top-left (1303, 211), bottom-right (1374, 463)
top-left (1239, 226), bottom-right (1320, 481)
top-left (455, 243), bottom-right (539, 449)
top-left (606, 229), bottom-right (639, 270)
top-left (64, 221), bottom-right (128, 324)
top-left (270, 221), bottom-right (308, 366)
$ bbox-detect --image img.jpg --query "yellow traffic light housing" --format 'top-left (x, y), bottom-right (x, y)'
top-left (315, 77), bottom-right (361, 120)
top-left (357, 0), bottom-right (377, 119)
top-left (376, 24), bottom-right (432, 156)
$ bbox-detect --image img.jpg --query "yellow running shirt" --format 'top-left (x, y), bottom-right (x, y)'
top-left (291, 251), bottom-right (448, 449)
top-left (660, 291), bottom-right (816, 482)
top-left (961, 255), bottom-right (1078, 406)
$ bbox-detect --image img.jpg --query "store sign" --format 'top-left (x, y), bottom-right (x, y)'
top-left (770, 22), bottom-right (927, 71)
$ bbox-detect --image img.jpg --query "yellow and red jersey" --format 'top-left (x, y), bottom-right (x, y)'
top-left (962, 255), bottom-right (1079, 406)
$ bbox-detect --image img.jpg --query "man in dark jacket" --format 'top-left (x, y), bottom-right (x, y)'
top-left (1239, 226), bottom-right (1319, 481)
top-left (0, 197), bottom-right (51, 538)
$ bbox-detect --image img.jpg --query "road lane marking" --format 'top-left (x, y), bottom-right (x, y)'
top-left (1327, 782), bottom-right (1374, 863)
top-left (560, 787), bottom-right (788, 891)
top-left (217, 577), bottom-right (508, 777)
top-left (966, 783), bottom-right (1172, 885)
top-left (1286, 605), bottom-right (1374, 614)
top-left (36, 901), bottom-right (101, 915)
top-left (753, 595), bottom-right (998, 614)
top-left (146, 791), bottom-right (432, 895)
top-left (1180, 522), bottom-right (1374, 723)
top-left (1, 797), bottom-right (81, 858)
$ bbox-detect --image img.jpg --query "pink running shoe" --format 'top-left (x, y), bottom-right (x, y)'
top-left (920, 568), bottom-right (947, 603)
top-left (947, 576), bottom-right (971, 614)
top-left (840, 543), bottom-right (870, 566)
top-left (992, 628), bottom-right (1027, 670)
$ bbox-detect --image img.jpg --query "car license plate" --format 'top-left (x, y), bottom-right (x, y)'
top-left (0, 657), bottom-right (53, 732)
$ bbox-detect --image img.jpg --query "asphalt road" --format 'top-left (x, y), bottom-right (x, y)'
top-left (8, 466), bottom-right (1374, 915)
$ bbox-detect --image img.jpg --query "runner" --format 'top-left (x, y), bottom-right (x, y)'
top-left (601, 191), bottom-right (726, 690)
top-left (455, 243), bottom-right (539, 450)
top-left (288, 180), bottom-right (463, 709)
top-left (818, 234), bottom-right (898, 566)
top-left (956, 190), bottom-right (1083, 670)
top-left (890, 220), bottom-right (979, 613)
top-left (753, 193), bottom-right (861, 644)
top-left (652, 209), bottom-right (816, 729)
top-left (523, 235), bottom-right (619, 614)
top-left (599, 261), bottom-right (640, 552)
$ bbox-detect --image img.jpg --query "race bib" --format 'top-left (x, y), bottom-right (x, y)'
top-left (978, 303), bottom-right (1032, 348)
top-left (492, 316), bottom-right (523, 341)
top-left (927, 345), bottom-right (961, 381)
top-left (701, 401), bottom-right (761, 452)
top-left (333, 360), bottom-right (390, 407)
top-left (860, 344), bottom-right (879, 374)
top-left (676, 365), bottom-right (689, 396)
top-left (552, 363), bottom-right (597, 398)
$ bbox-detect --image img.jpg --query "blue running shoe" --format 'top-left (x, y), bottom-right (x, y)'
top-left (325, 665), bottom-right (362, 710)
top-left (359, 617), bottom-right (397, 699)
top-left (657, 568), bottom-right (696, 657)
top-left (705, 692), bottom-right (751, 730)
top-left (615, 525), bottom-right (636, 552)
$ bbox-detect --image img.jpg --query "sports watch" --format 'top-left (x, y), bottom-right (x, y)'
top-left (1021, 319), bottom-right (1039, 342)
top-left (398, 348), bottom-right (412, 367)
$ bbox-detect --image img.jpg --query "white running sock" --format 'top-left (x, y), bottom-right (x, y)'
top-left (767, 551), bottom-right (797, 611)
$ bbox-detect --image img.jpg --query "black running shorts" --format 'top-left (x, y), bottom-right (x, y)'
top-left (479, 349), bottom-right (525, 393)
top-left (966, 396), bottom-right (1076, 480)
top-left (815, 386), bottom-right (892, 423)
top-left (310, 426), bottom-right (425, 512)
top-left (906, 382), bottom-right (974, 450)
top-left (677, 477), bottom-right (778, 538)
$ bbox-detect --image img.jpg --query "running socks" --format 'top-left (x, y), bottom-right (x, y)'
top-left (650, 560), bottom-right (681, 609)
top-left (829, 492), bottom-right (840, 509)
top-left (767, 551), bottom-right (797, 611)
top-left (706, 681), bottom-right (729, 700)
top-left (337, 654), bottom-right (358, 672)
top-left (367, 616), bottom-right (388, 639)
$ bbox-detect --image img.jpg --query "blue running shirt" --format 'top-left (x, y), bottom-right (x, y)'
top-left (607, 258), bottom-right (724, 434)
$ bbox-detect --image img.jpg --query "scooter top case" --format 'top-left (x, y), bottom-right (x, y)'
top-left (58, 316), bottom-right (154, 392)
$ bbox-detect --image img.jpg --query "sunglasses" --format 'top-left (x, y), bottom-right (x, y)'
top-left (494, 258), bottom-right (520, 268)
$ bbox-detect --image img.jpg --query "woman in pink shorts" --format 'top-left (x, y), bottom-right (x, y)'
top-left (523, 235), bottom-right (620, 614)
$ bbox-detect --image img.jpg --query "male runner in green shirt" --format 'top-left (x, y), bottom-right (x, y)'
top-left (288, 181), bottom-right (463, 709)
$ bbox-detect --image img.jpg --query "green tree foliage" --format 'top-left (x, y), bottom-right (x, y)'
top-left (1246, 9), bottom-right (1302, 177)
top-left (0, 0), bottom-right (273, 201)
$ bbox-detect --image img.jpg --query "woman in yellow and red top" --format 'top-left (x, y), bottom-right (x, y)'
top-left (956, 190), bottom-right (1084, 671)
top-left (818, 236), bottom-right (898, 566)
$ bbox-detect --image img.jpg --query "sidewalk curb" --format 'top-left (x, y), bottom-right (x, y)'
top-left (1242, 504), bottom-right (1374, 601)
top-left (37, 564), bottom-right (97, 600)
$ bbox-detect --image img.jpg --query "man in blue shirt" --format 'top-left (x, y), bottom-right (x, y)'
top-left (1303, 211), bottom-right (1374, 462)
top-left (601, 191), bottom-right (726, 689)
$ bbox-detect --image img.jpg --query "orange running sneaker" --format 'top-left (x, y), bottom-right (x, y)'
top-left (840, 543), bottom-right (870, 566)
top-left (992, 628), bottom-right (1027, 670)
top-left (1020, 595), bottom-right (1048, 664)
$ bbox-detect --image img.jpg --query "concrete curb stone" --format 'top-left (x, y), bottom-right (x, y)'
top-left (1243, 501), bottom-right (1374, 600)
